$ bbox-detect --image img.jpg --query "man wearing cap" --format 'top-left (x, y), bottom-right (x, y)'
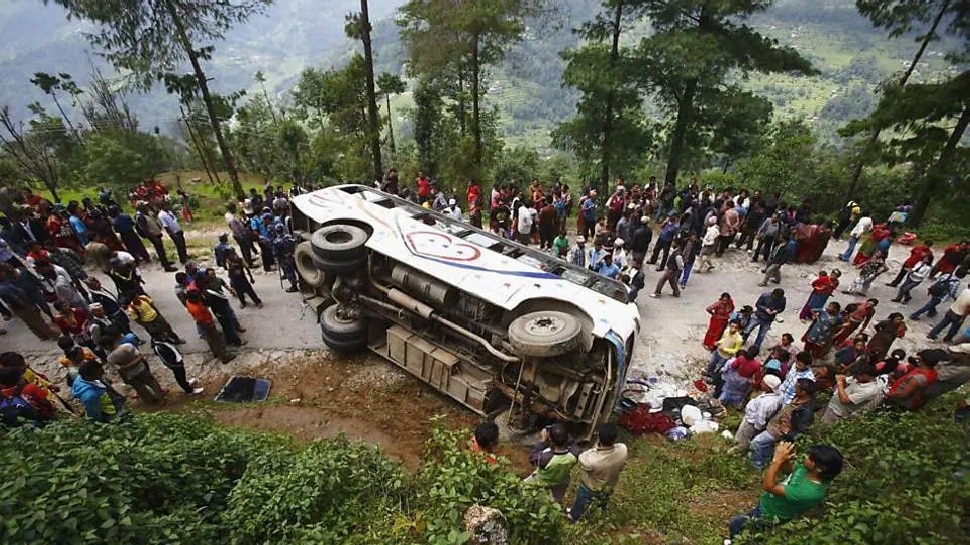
top-left (135, 202), bottom-right (176, 271)
top-left (250, 210), bottom-right (276, 272)
top-left (569, 236), bottom-right (588, 268)
top-left (629, 217), bottom-right (652, 265)
top-left (225, 202), bottom-right (258, 267)
top-left (271, 224), bottom-right (299, 293)
top-left (443, 198), bottom-right (462, 221)
top-left (596, 252), bottom-right (620, 280)
top-left (612, 238), bottom-right (628, 269)
top-left (734, 374), bottom-right (783, 450)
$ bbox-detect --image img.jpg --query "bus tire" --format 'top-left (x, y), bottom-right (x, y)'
top-left (311, 224), bottom-right (368, 263)
top-left (322, 332), bottom-right (368, 355)
top-left (320, 304), bottom-right (368, 343)
top-left (295, 241), bottom-right (327, 288)
top-left (508, 310), bottom-right (583, 358)
top-left (311, 254), bottom-right (366, 275)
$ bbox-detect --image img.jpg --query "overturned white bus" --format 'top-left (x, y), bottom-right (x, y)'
top-left (289, 185), bottom-right (640, 441)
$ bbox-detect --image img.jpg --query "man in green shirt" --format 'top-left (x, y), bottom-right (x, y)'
top-left (727, 442), bottom-right (844, 541)
top-left (525, 423), bottom-right (579, 505)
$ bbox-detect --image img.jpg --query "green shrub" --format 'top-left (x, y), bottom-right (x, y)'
top-left (0, 413), bottom-right (273, 544)
top-left (407, 422), bottom-right (564, 545)
top-left (223, 436), bottom-right (407, 544)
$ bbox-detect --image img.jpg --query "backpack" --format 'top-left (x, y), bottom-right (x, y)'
top-left (0, 384), bottom-right (43, 428)
top-left (929, 277), bottom-right (952, 297)
top-left (134, 212), bottom-right (149, 238)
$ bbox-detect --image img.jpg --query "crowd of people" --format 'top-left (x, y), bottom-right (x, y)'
top-left (0, 181), bottom-right (310, 425)
top-left (3, 173), bottom-right (969, 540)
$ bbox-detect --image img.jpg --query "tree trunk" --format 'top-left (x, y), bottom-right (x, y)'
top-left (163, 0), bottom-right (243, 199)
top-left (471, 31), bottom-right (482, 168)
top-left (845, 0), bottom-right (951, 200)
top-left (50, 93), bottom-right (79, 140)
top-left (909, 104), bottom-right (969, 227)
top-left (385, 94), bottom-right (396, 155)
top-left (599, 1), bottom-right (623, 197)
top-left (261, 83), bottom-right (280, 128)
top-left (664, 78), bottom-right (697, 187)
top-left (181, 105), bottom-right (216, 185)
top-left (456, 68), bottom-right (466, 138)
top-left (360, 0), bottom-right (383, 182)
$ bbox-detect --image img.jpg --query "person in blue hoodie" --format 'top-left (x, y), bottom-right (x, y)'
top-left (71, 360), bottom-right (125, 423)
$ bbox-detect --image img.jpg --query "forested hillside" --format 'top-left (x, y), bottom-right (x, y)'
top-left (0, 0), bottom-right (956, 147)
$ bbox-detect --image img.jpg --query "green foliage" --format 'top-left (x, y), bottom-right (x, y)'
top-left (0, 413), bottom-right (272, 544)
top-left (0, 412), bottom-right (575, 545)
top-left (409, 422), bottom-right (564, 545)
top-left (223, 436), bottom-right (407, 544)
top-left (77, 131), bottom-right (168, 191)
top-left (739, 400), bottom-right (970, 545)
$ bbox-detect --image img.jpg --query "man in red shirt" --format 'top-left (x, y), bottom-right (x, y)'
top-left (185, 289), bottom-right (235, 364)
top-left (887, 240), bottom-right (934, 287)
top-left (416, 171), bottom-right (430, 203)
top-left (931, 241), bottom-right (969, 277)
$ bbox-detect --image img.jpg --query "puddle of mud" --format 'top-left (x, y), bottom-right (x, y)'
top-left (213, 404), bottom-right (424, 470)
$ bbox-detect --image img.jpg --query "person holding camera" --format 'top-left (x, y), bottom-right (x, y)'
top-left (727, 442), bottom-right (844, 542)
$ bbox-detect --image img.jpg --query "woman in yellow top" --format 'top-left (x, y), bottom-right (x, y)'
top-left (127, 294), bottom-right (185, 344)
top-left (705, 320), bottom-right (744, 380)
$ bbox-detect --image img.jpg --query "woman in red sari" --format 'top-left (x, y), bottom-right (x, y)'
top-left (702, 292), bottom-right (734, 351)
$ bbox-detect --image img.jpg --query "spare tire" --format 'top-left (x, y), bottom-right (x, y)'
top-left (311, 224), bottom-right (368, 263)
top-left (311, 254), bottom-right (367, 276)
top-left (294, 241), bottom-right (327, 288)
top-left (508, 310), bottom-right (583, 358)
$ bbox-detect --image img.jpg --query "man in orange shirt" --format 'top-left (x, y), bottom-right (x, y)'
top-left (185, 289), bottom-right (235, 364)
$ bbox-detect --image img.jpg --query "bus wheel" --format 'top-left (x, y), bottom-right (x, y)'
top-left (295, 241), bottom-right (327, 288)
top-left (508, 310), bottom-right (583, 358)
top-left (311, 224), bottom-right (368, 264)
top-left (320, 304), bottom-right (367, 354)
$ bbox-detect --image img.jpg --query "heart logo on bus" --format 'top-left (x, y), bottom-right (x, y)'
top-left (405, 231), bottom-right (482, 262)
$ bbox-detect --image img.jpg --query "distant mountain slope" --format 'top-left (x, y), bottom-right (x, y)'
top-left (0, 0), bottom-right (959, 149)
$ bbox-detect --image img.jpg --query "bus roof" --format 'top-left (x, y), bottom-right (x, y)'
top-left (291, 185), bottom-right (639, 340)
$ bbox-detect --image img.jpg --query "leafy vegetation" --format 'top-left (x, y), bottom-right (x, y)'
top-left (3, 395), bottom-right (965, 544)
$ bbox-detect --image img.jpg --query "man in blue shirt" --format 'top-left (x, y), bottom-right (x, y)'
top-left (745, 288), bottom-right (787, 351)
top-left (596, 252), bottom-right (620, 280)
top-left (66, 201), bottom-right (89, 245)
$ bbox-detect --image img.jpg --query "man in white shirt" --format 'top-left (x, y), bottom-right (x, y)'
top-left (516, 202), bottom-right (533, 245)
top-left (734, 375), bottom-right (783, 450)
top-left (568, 423), bottom-right (628, 522)
top-left (927, 284), bottom-right (970, 343)
top-left (820, 362), bottom-right (886, 424)
top-left (839, 211), bottom-right (873, 262)
top-left (157, 202), bottom-right (189, 264)
top-left (443, 198), bottom-right (463, 221)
